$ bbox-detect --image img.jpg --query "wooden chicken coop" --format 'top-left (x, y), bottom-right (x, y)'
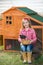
top-left (0, 7), bottom-right (43, 52)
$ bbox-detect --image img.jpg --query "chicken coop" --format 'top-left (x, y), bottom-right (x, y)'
top-left (0, 7), bottom-right (43, 52)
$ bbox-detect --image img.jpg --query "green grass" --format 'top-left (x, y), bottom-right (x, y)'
top-left (0, 52), bottom-right (22, 65)
top-left (0, 51), bottom-right (43, 65)
top-left (32, 54), bottom-right (43, 65)
top-left (0, 46), bottom-right (4, 50)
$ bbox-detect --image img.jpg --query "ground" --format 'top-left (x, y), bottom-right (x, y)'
top-left (0, 51), bottom-right (43, 65)
top-left (0, 46), bottom-right (43, 65)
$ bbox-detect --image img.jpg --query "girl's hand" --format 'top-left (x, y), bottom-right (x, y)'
top-left (20, 43), bottom-right (22, 45)
top-left (29, 40), bottom-right (33, 44)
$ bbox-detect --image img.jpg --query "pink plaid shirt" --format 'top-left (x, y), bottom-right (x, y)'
top-left (18, 28), bottom-right (37, 44)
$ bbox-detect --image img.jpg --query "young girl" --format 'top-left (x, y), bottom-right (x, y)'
top-left (18, 17), bottom-right (37, 64)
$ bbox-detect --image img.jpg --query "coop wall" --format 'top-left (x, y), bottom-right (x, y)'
top-left (3, 27), bottom-right (42, 51)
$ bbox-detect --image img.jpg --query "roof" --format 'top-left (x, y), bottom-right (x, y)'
top-left (2, 7), bottom-right (26, 15)
top-left (18, 7), bottom-right (37, 15)
top-left (18, 7), bottom-right (43, 23)
top-left (29, 14), bottom-right (43, 23)
top-left (2, 7), bottom-right (43, 23)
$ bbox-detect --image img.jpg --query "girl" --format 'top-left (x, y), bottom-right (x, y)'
top-left (18, 17), bottom-right (37, 64)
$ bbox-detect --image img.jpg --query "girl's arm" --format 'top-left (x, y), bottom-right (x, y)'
top-left (18, 36), bottom-right (22, 43)
top-left (18, 29), bottom-right (22, 43)
top-left (30, 29), bottom-right (37, 44)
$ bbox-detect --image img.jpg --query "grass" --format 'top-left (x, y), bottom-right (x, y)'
top-left (0, 51), bottom-right (43, 65)
top-left (0, 45), bottom-right (43, 65)
top-left (32, 54), bottom-right (43, 65)
top-left (0, 46), bottom-right (4, 50)
top-left (0, 51), bottom-right (22, 65)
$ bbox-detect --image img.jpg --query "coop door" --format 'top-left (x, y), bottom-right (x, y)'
top-left (0, 35), bottom-right (3, 45)
top-left (5, 39), bottom-right (20, 51)
top-left (35, 29), bottom-right (42, 50)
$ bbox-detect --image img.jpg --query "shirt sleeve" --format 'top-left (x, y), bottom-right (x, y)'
top-left (31, 29), bottom-right (37, 43)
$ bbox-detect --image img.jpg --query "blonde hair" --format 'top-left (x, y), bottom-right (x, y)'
top-left (22, 17), bottom-right (32, 29)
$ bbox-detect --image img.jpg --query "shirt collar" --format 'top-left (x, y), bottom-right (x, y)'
top-left (23, 28), bottom-right (31, 32)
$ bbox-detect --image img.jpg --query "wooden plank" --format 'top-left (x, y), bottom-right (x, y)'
top-left (32, 26), bottom-right (43, 28)
top-left (4, 50), bottom-right (20, 52)
top-left (3, 36), bottom-right (5, 50)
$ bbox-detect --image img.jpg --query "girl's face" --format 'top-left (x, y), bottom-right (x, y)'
top-left (22, 20), bottom-right (29, 28)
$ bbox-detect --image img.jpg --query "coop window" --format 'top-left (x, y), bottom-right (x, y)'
top-left (6, 16), bottom-right (8, 19)
top-left (9, 21), bottom-right (12, 24)
top-left (6, 16), bottom-right (12, 20)
top-left (6, 16), bottom-right (12, 24)
top-left (9, 16), bottom-right (12, 20)
top-left (6, 21), bottom-right (8, 24)
top-left (5, 39), bottom-right (20, 50)
top-left (6, 21), bottom-right (12, 24)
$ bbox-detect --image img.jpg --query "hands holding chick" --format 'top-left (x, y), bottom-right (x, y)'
top-left (20, 35), bottom-right (32, 45)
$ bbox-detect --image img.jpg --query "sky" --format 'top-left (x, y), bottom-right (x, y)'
top-left (0, 0), bottom-right (43, 16)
